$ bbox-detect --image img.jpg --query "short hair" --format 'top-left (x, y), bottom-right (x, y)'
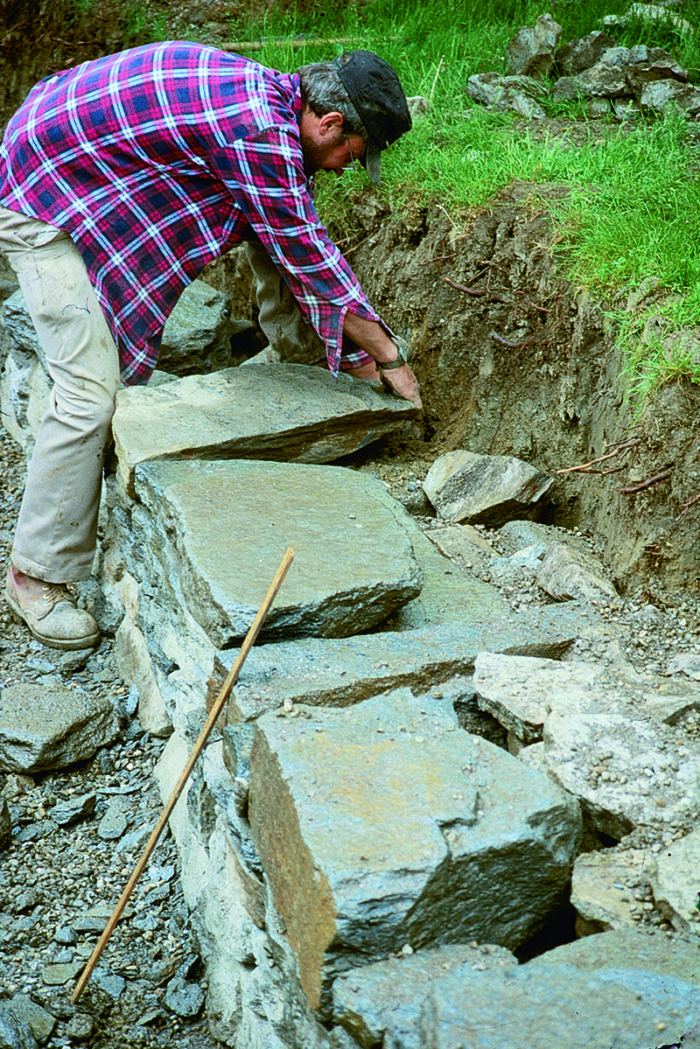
top-left (298, 57), bottom-right (368, 139)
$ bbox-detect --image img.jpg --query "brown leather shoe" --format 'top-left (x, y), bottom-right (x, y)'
top-left (5, 566), bottom-right (100, 650)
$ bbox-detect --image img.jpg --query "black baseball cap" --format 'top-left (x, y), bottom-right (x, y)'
top-left (334, 51), bottom-right (412, 185)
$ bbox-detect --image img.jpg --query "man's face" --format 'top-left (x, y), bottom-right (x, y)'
top-left (299, 109), bottom-right (366, 177)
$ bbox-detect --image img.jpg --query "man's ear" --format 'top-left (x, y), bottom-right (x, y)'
top-left (318, 111), bottom-right (344, 136)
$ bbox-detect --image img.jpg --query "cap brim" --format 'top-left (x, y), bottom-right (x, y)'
top-left (365, 140), bottom-right (381, 185)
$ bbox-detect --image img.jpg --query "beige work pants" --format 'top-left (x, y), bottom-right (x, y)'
top-left (243, 239), bottom-right (326, 365)
top-left (0, 206), bottom-right (121, 582)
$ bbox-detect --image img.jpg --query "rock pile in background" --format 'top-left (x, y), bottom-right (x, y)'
top-left (467, 10), bottom-right (700, 122)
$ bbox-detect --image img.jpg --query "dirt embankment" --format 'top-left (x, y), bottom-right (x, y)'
top-left (324, 183), bottom-right (700, 594)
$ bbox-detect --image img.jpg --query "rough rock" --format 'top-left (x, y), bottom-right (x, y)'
top-left (640, 78), bottom-right (700, 116)
top-left (505, 13), bottom-right (562, 79)
top-left (249, 689), bottom-right (581, 1015)
top-left (472, 651), bottom-right (699, 748)
top-left (570, 846), bottom-right (651, 934)
top-left (422, 450), bottom-right (553, 525)
top-left (157, 279), bottom-right (233, 376)
top-left (540, 709), bottom-right (700, 839)
top-left (466, 72), bottom-right (548, 119)
top-left (114, 617), bottom-right (173, 738)
top-left (555, 31), bottom-right (618, 76)
top-left (648, 827), bottom-right (700, 934)
top-left (331, 943), bottom-right (517, 1049)
top-left (111, 364), bottom-right (417, 496)
top-left (417, 962), bottom-right (700, 1049)
top-left (0, 683), bottom-right (120, 774)
top-left (223, 608), bottom-right (588, 722)
top-left (531, 926), bottom-right (700, 990)
top-left (122, 457), bottom-right (422, 649)
top-left (536, 541), bottom-right (617, 601)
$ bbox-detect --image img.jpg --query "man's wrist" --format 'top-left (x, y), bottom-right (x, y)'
top-left (375, 345), bottom-right (407, 370)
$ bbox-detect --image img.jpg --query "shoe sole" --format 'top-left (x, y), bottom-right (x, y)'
top-left (4, 590), bottom-right (100, 651)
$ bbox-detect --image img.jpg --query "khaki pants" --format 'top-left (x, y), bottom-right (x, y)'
top-left (0, 206), bottom-right (121, 582)
top-left (243, 239), bottom-right (327, 365)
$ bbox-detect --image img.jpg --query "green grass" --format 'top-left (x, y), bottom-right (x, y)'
top-left (139, 0), bottom-right (700, 408)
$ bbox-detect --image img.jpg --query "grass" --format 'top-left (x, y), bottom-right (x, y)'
top-left (137, 0), bottom-right (700, 407)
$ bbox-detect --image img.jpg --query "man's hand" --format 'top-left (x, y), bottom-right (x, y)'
top-left (375, 360), bottom-right (423, 409)
top-left (342, 312), bottom-right (423, 410)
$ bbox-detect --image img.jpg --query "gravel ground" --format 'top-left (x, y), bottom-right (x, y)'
top-left (0, 426), bottom-right (220, 1047)
top-left (2, 414), bottom-right (700, 1047)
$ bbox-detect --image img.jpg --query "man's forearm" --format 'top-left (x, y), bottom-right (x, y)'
top-left (342, 312), bottom-right (402, 363)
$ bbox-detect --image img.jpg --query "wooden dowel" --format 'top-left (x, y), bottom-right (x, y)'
top-left (71, 546), bottom-right (295, 1003)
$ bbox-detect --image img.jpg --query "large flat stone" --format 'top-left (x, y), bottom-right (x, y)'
top-left (541, 710), bottom-right (700, 838)
top-left (418, 960), bottom-right (700, 1049)
top-left (112, 364), bottom-right (417, 495)
top-left (649, 827), bottom-right (700, 934)
top-left (129, 459), bottom-right (422, 645)
top-left (248, 690), bottom-right (581, 1015)
top-left (223, 607), bottom-right (583, 722)
top-left (532, 926), bottom-right (700, 988)
top-left (332, 943), bottom-right (517, 1049)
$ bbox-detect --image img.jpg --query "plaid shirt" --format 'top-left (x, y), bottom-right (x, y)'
top-left (0, 42), bottom-right (377, 383)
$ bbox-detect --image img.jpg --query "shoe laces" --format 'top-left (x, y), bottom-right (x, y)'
top-left (42, 582), bottom-right (78, 608)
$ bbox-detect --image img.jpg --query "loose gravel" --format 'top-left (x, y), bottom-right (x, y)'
top-left (0, 426), bottom-right (219, 1048)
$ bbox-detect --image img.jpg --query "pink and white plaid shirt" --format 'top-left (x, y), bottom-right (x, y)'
top-left (0, 42), bottom-right (377, 383)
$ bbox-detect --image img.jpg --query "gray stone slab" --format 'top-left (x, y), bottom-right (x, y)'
top-left (418, 962), bottom-right (700, 1049)
top-left (113, 364), bottom-right (417, 495)
top-left (223, 605), bottom-right (584, 722)
top-left (249, 690), bottom-right (581, 1015)
top-left (130, 459), bottom-right (422, 645)
top-left (542, 710), bottom-right (700, 838)
top-left (0, 683), bottom-right (119, 774)
top-left (332, 943), bottom-right (517, 1049)
top-left (473, 653), bottom-right (700, 745)
top-left (531, 926), bottom-right (700, 988)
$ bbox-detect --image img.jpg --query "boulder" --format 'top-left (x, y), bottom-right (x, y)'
top-left (0, 683), bottom-right (119, 774)
top-left (332, 943), bottom-right (517, 1049)
top-left (555, 31), bottom-right (618, 76)
top-left (466, 73), bottom-right (548, 119)
top-left (648, 827), bottom-right (700, 934)
top-left (422, 450), bottom-right (553, 526)
top-left (570, 846), bottom-right (651, 934)
top-left (157, 280), bottom-right (233, 376)
top-left (417, 962), bottom-right (700, 1049)
top-left (249, 689), bottom-right (581, 1015)
top-left (505, 13), bottom-right (562, 79)
top-left (472, 651), bottom-right (699, 749)
top-left (536, 541), bottom-right (617, 602)
top-left (112, 363), bottom-right (417, 496)
top-left (540, 710), bottom-right (700, 839)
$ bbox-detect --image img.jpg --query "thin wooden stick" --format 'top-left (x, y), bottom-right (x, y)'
top-left (71, 546), bottom-right (295, 1004)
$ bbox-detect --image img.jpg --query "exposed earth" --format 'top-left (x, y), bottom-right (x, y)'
top-left (1, 3), bottom-right (700, 1048)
